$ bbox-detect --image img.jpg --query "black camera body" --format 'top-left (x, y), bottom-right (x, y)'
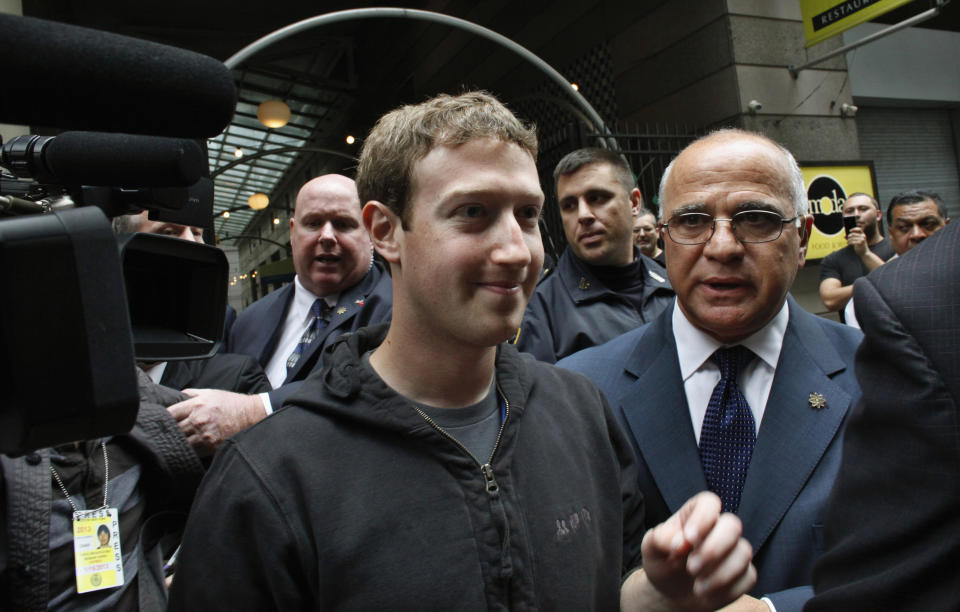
top-left (0, 13), bottom-right (237, 455)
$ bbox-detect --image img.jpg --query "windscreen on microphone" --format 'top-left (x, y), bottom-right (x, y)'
top-left (46, 132), bottom-right (205, 187)
top-left (0, 14), bottom-right (237, 138)
top-left (2, 132), bottom-right (205, 187)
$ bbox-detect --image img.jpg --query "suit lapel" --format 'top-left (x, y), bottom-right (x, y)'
top-left (259, 284), bottom-right (295, 366)
top-left (617, 309), bottom-right (707, 512)
top-left (283, 276), bottom-right (371, 383)
top-left (737, 299), bottom-right (852, 552)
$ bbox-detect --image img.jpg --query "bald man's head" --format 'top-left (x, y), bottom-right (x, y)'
top-left (290, 174), bottom-right (373, 297)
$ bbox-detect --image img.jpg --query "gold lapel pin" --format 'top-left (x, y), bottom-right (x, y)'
top-left (808, 392), bottom-right (827, 410)
top-left (336, 306), bottom-right (347, 315)
top-left (578, 277), bottom-right (590, 290)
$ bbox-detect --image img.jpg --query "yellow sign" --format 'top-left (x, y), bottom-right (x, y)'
top-left (800, 0), bottom-right (915, 47)
top-left (802, 163), bottom-right (877, 260)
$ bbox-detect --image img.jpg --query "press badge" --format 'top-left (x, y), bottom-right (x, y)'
top-left (72, 507), bottom-right (124, 593)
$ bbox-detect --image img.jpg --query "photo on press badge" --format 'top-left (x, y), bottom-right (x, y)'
top-left (72, 507), bottom-right (124, 594)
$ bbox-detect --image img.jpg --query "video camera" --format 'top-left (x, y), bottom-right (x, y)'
top-left (0, 14), bottom-right (239, 455)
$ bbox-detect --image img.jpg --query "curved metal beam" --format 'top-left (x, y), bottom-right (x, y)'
top-left (512, 94), bottom-right (597, 133)
top-left (223, 7), bottom-right (616, 148)
top-left (218, 234), bottom-right (291, 253)
top-left (211, 146), bottom-right (357, 178)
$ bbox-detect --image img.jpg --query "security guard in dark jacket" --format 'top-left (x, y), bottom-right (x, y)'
top-left (517, 246), bottom-right (673, 362)
top-left (516, 147), bottom-right (675, 363)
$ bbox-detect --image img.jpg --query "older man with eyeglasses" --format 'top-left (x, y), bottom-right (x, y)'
top-left (560, 129), bottom-right (864, 612)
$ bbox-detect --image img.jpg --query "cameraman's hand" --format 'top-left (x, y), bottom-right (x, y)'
top-left (622, 491), bottom-right (756, 612)
top-left (167, 389), bottom-right (266, 456)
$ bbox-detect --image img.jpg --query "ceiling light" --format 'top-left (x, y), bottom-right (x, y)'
top-left (273, 217), bottom-right (280, 225)
top-left (233, 148), bottom-right (243, 158)
top-left (222, 211), bottom-right (230, 218)
top-left (570, 83), bottom-right (579, 91)
top-left (248, 193), bottom-right (269, 210)
top-left (345, 135), bottom-right (355, 145)
top-left (257, 100), bottom-right (291, 128)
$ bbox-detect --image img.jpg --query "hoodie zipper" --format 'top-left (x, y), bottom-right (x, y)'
top-left (412, 383), bottom-right (509, 494)
top-left (414, 384), bottom-right (515, 592)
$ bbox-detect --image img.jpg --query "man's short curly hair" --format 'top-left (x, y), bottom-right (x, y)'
top-left (356, 91), bottom-right (538, 226)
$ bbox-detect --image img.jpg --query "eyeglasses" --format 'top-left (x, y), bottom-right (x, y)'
top-left (662, 210), bottom-right (798, 245)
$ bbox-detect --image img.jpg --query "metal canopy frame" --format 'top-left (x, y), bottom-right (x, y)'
top-left (212, 7), bottom-right (613, 241)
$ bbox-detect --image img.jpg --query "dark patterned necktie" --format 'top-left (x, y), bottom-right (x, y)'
top-left (286, 299), bottom-right (329, 372)
top-left (699, 345), bottom-right (756, 514)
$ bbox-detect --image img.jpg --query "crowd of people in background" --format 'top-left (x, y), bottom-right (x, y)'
top-left (3, 90), bottom-right (957, 612)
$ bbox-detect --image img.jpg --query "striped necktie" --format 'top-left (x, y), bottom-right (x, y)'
top-left (286, 298), bottom-right (329, 372)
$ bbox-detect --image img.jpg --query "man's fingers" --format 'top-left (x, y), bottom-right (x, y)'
top-left (167, 399), bottom-right (196, 422)
top-left (644, 491), bottom-right (723, 564)
top-left (694, 554), bottom-right (757, 608)
top-left (678, 491), bottom-right (721, 547)
top-left (687, 511), bottom-right (743, 575)
top-left (692, 534), bottom-right (752, 590)
top-left (642, 515), bottom-right (690, 563)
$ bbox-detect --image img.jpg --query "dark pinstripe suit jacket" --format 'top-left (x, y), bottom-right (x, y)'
top-left (808, 220), bottom-right (960, 611)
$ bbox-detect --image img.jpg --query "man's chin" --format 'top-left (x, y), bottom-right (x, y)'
top-left (303, 273), bottom-right (344, 296)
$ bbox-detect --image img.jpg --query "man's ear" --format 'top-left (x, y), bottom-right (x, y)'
top-left (629, 188), bottom-right (643, 216)
top-left (798, 214), bottom-right (814, 267)
top-left (363, 201), bottom-right (401, 264)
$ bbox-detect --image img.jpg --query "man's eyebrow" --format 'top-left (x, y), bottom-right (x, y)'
top-left (734, 200), bottom-right (782, 214)
top-left (670, 202), bottom-right (708, 216)
top-left (585, 187), bottom-right (615, 197)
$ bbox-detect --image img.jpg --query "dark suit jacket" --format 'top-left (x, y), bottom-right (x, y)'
top-left (807, 221), bottom-right (960, 611)
top-left (559, 297), bottom-right (862, 612)
top-left (222, 305), bottom-right (237, 345)
top-left (226, 262), bottom-right (392, 408)
top-left (160, 352), bottom-right (270, 395)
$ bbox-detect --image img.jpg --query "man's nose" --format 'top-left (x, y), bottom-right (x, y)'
top-left (491, 216), bottom-right (533, 266)
top-left (318, 222), bottom-right (337, 242)
top-left (577, 199), bottom-right (595, 223)
top-left (703, 218), bottom-right (744, 260)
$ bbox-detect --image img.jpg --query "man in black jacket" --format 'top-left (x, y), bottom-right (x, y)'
top-left (168, 91), bottom-right (755, 611)
top-left (516, 148), bottom-right (674, 363)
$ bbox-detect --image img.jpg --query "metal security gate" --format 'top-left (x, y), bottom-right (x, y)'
top-left (537, 122), bottom-right (703, 261)
top-left (857, 107), bottom-right (960, 220)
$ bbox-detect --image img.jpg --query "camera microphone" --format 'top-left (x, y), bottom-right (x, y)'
top-left (0, 14), bottom-right (237, 138)
top-left (1, 132), bottom-right (204, 188)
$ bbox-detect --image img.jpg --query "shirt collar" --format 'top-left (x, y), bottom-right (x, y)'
top-left (673, 297), bottom-right (789, 381)
top-left (293, 276), bottom-right (338, 322)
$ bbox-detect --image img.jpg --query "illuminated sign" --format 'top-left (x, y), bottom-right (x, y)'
top-left (802, 162), bottom-right (878, 260)
top-left (800, 0), bottom-right (915, 46)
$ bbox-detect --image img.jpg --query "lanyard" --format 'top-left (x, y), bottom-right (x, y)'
top-left (50, 441), bottom-right (110, 512)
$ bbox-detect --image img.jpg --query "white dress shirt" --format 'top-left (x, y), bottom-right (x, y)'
top-left (142, 361), bottom-right (167, 385)
top-left (263, 277), bottom-right (339, 391)
top-left (672, 298), bottom-right (789, 443)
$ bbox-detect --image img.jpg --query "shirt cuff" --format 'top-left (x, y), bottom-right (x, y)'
top-left (761, 596), bottom-right (777, 612)
top-left (259, 391), bottom-right (274, 416)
